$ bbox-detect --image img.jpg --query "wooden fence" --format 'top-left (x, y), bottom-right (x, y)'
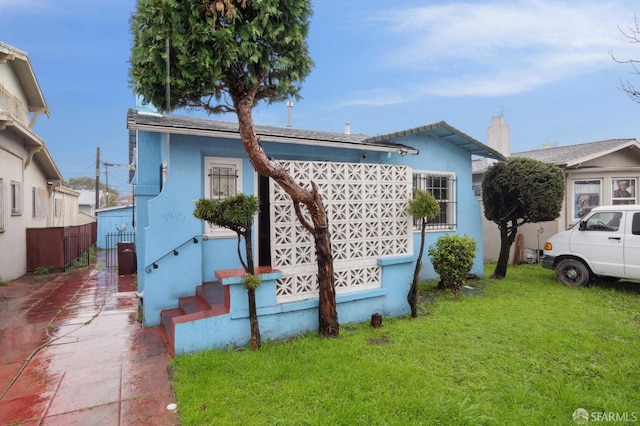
top-left (26, 223), bottom-right (97, 272)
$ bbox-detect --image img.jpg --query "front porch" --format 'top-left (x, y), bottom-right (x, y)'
top-left (161, 255), bottom-right (413, 355)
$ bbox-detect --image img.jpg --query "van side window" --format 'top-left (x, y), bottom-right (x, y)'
top-left (584, 212), bottom-right (622, 232)
top-left (633, 213), bottom-right (640, 236)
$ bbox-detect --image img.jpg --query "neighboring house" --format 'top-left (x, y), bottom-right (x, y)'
top-left (127, 108), bottom-right (504, 354)
top-left (77, 189), bottom-right (104, 216)
top-left (0, 42), bottom-right (79, 280)
top-left (473, 116), bottom-right (640, 263)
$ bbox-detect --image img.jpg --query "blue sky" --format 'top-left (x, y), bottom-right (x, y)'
top-left (2, 0), bottom-right (639, 194)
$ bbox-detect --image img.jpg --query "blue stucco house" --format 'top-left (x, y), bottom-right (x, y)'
top-left (126, 108), bottom-right (504, 354)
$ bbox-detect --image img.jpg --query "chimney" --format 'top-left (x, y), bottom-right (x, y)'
top-left (286, 101), bottom-right (293, 128)
top-left (487, 115), bottom-right (510, 157)
top-left (344, 123), bottom-right (351, 135)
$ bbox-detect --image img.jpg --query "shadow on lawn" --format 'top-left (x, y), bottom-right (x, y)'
top-left (590, 278), bottom-right (640, 294)
top-left (417, 275), bottom-right (487, 309)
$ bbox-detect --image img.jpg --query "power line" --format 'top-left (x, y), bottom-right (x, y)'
top-left (103, 161), bottom-right (130, 207)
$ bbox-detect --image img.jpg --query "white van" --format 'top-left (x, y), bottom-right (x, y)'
top-left (541, 205), bottom-right (640, 286)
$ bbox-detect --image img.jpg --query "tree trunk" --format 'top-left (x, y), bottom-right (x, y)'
top-left (243, 226), bottom-right (261, 350)
top-left (310, 201), bottom-right (339, 337)
top-left (408, 219), bottom-right (427, 318)
top-left (492, 219), bottom-right (518, 279)
top-left (234, 97), bottom-right (339, 337)
top-left (247, 287), bottom-right (260, 350)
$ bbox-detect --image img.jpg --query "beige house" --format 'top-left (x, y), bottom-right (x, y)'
top-left (0, 42), bottom-right (79, 280)
top-left (474, 116), bottom-right (640, 263)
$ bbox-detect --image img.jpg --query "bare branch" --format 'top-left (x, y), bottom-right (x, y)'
top-left (611, 13), bottom-right (640, 103)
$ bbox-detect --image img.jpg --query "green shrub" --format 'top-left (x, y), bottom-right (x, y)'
top-left (243, 273), bottom-right (262, 290)
top-left (428, 234), bottom-right (477, 294)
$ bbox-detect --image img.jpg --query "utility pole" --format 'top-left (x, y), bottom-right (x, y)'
top-left (103, 162), bottom-right (129, 207)
top-left (95, 147), bottom-right (101, 209)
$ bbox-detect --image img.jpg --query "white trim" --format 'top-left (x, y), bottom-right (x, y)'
top-left (412, 170), bottom-right (456, 231)
top-left (202, 156), bottom-right (243, 238)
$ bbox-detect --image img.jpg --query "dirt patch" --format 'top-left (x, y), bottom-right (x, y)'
top-left (367, 334), bottom-right (392, 345)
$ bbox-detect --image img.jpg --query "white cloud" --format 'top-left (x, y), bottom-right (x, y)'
top-left (338, 88), bottom-right (413, 108)
top-left (366, 0), bottom-right (638, 97)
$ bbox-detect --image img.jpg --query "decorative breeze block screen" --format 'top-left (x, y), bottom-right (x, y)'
top-left (271, 161), bottom-right (413, 303)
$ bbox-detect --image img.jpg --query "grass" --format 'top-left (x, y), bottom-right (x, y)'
top-left (170, 264), bottom-right (640, 425)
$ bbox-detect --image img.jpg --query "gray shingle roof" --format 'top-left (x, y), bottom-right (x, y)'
top-left (127, 109), bottom-right (503, 158)
top-left (127, 109), bottom-right (419, 154)
top-left (514, 139), bottom-right (639, 165)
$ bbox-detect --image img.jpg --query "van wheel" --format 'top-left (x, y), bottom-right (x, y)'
top-left (555, 259), bottom-right (590, 286)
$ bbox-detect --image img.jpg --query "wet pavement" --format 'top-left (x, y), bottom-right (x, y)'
top-left (0, 252), bottom-right (178, 425)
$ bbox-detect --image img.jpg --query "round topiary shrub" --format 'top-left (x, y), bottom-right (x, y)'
top-left (428, 234), bottom-right (477, 294)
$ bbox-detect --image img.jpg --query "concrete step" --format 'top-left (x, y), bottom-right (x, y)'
top-left (159, 307), bottom-right (183, 353)
top-left (179, 295), bottom-right (211, 314)
top-left (159, 281), bottom-right (230, 355)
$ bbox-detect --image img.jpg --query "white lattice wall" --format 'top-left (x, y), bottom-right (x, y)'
top-left (271, 161), bottom-right (413, 303)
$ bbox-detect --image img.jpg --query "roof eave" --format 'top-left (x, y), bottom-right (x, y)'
top-left (364, 121), bottom-right (505, 160)
top-left (127, 113), bottom-right (419, 155)
top-left (0, 42), bottom-right (49, 116)
top-left (0, 114), bottom-right (62, 181)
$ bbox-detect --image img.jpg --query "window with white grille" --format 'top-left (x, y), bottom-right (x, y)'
top-left (412, 171), bottom-right (456, 230)
top-left (203, 157), bottom-right (242, 237)
top-left (10, 181), bottom-right (22, 216)
top-left (32, 187), bottom-right (48, 218)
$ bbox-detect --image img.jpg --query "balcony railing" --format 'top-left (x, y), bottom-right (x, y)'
top-left (0, 83), bottom-right (29, 125)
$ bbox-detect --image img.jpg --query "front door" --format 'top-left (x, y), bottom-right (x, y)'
top-left (258, 174), bottom-right (271, 267)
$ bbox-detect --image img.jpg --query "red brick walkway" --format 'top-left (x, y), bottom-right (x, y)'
top-left (0, 254), bottom-right (178, 425)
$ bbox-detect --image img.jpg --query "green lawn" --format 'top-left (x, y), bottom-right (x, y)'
top-left (170, 264), bottom-right (640, 425)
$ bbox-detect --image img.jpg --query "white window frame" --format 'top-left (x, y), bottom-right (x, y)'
top-left (611, 177), bottom-right (636, 205)
top-left (572, 179), bottom-right (602, 220)
top-left (412, 171), bottom-right (456, 231)
top-left (203, 156), bottom-right (243, 238)
top-left (10, 180), bottom-right (22, 216)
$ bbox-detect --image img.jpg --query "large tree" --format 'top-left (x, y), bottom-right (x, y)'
top-left (129, 0), bottom-right (339, 336)
top-left (482, 157), bottom-right (564, 278)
